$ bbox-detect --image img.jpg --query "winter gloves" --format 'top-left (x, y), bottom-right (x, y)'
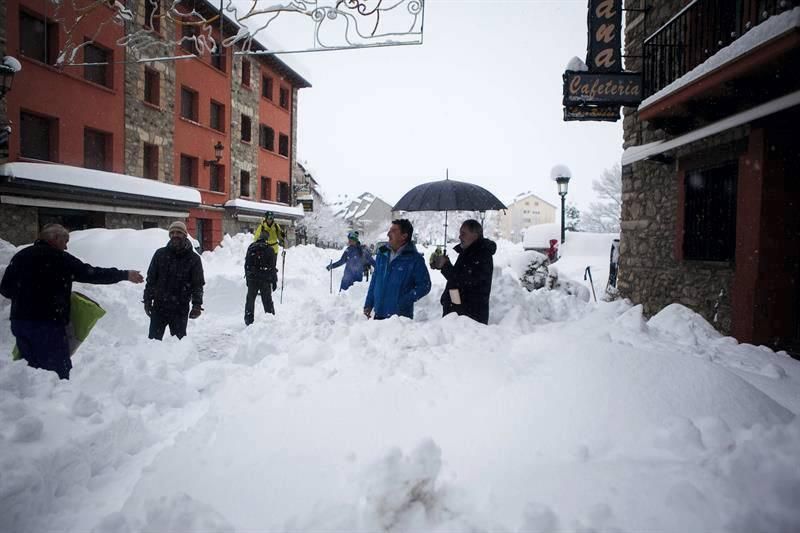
top-left (143, 299), bottom-right (153, 317)
top-left (189, 305), bottom-right (203, 319)
top-left (272, 281), bottom-right (278, 292)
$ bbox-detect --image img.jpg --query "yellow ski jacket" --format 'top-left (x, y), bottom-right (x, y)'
top-left (253, 221), bottom-right (284, 254)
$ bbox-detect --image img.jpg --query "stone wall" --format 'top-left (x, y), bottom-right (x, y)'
top-left (231, 52), bottom-right (259, 199)
top-left (124, 9), bottom-right (177, 183)
top-left (0, 204), bottom-right (38, 245)
top-left (106, 212), bottom-right (174, 230)
top-left (619, 0), bottom-right (739, 333)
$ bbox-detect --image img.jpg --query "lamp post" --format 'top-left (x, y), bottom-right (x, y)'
top-left (203, 141), bottom-right (224, 167)
top-left (0, 56), bottom-right (20, 99)
top-left (551, 165), bottom-right (572, 244)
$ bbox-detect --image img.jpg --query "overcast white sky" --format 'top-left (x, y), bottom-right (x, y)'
top-left (288, 0), bottom-right (624, 209)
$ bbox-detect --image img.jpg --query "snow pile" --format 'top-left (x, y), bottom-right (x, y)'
top-left (1, 230), bottom-right (799, 532)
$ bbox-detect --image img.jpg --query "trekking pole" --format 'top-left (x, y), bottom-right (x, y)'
top-left (329, 259), bottom-right (333, 294)
top-left (280, 250), bottom-right (286, 304)
top-left (584, 266), bottom-right (597, 302)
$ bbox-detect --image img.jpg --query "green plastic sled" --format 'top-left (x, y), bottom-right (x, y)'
top-left (11, 291), bottom-right (107, 360)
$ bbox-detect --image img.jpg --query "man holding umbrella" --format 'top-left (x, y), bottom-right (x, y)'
top-left (431, 219), bottom-right (496, 325)
top-left (364, 219), bottom-right (431, 320)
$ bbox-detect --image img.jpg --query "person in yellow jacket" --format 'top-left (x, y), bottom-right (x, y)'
top-left (253, 211), bottom-right (285, 266)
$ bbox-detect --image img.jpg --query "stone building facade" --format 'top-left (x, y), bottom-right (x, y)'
top-left (620, 0), bottom-right (800, 353)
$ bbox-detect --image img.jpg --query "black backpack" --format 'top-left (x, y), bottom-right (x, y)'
top-left (245, 242), bottom-right (276, 281)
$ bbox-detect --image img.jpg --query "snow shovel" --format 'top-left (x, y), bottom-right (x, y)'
top-left (584, 266), bottom-right (597, 303)
top-left (329, 259), bottom-right (333, 294)
top-left (280, 250), bottom-right (286, 304)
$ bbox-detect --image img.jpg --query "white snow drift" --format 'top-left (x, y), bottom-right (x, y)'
top-left (0, 229), bottom-right (798, 533)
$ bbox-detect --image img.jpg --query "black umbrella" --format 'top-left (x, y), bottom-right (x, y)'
top-left (392, 176), bottom-right (506, 246)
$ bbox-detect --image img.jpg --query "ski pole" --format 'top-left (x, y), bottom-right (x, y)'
top-left (329, 259), bottom-right (333, 294)
top-left (584, 266), bottom-right (597, 302)
top-left (280, 250), bottom-right (286, 304)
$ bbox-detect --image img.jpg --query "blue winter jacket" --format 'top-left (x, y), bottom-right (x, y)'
top-left (365, 243), bottom-right (431, 319)
top-left (330, 245), bottom-right (375, 291)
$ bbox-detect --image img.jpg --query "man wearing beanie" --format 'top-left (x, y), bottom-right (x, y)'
top-left (143, 221), bottom-right (205, 340)
top-left (326, 230), bottom-right (375, 292)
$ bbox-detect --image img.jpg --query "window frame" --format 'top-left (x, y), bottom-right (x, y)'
top-left (83, 127), bottom-right (112, 171)
top-left (145, 0), bottom-right (161, 32)
top-left (144, 67), bottom-right (160, 106)
top-left (20, 110), bottom-right (58, 162)
top-left (240, 114), bottom-right (252, 143)
top-left (210, 100), bottom-right (225, 132)
top-left (279, 86), bottom-right (290, 109)
top-left (180, 86), bottom-right (199, 122)
top-left (262, 75), bottom-right (273, 100)
top-left (240, 170), bottom-right (251, 197)
top-left (83, 42), bottom-right (112, 88)
top-left (19, 11), bottom-right (58, 65)
top-left (179, 154), bottom-right (198, 187)
top-left (682, 161), bottom-right (739, 263)
top-left (277, 181), bottom-right (290, 204)
top-left (259, 124), bottom-right (275, 152)
top-left (241, 58), bottom-right (251, 87)
top-left (278, 133), bottom-right (289, 157)
top-left (209, 163), bottom-right (225, 192)
top-left (261, 176), bottom-right (272, 201)
top-left (143, 143), bottom-right (159, 180)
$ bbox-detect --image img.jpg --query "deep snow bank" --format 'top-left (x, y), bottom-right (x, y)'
top-left (0, 231), bottom-right (798, 533)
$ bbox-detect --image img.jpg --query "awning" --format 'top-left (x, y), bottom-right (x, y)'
top-left (0, 162), bottom-right (201, 208)
top-left (224, 198), bottom-right (305, 222)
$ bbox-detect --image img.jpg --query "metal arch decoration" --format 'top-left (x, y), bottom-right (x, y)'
top-left (35, 0), bottom-right (425, 67)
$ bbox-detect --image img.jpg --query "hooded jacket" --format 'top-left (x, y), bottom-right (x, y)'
top-left (365, 242), bottom-right (431, 319)
top-left (245, 240), bottom-right (278, 284)
top-left (0, 240), bottom-right (128, 324)
top-left (330, 244), bottom-right (375, 291)
top-left (143, 239), bottom-right (205, 312)
top-left (440, 237), bottom-right (497, 324)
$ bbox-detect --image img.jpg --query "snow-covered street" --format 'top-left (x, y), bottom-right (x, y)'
top-left (1, 231), bottom-right (799, 533)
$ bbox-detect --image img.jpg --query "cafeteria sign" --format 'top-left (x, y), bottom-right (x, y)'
top-left (563, 0), bottom-right (642, 122)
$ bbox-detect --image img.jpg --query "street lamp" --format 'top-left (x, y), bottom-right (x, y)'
top-left (0, 56), bottom-right (21, 99)
top-left (551, 164), bottom-right (572, 244)
top-left (203, 141), bottom-right (224, 166)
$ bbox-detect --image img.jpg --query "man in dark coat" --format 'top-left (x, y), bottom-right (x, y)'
top-left (431, 219), bottom-right (497, 325)
top-left (0, 224), bottom-right (144, 379)
top-left (143, 221), bottom-right (205, 340)
top-left (244, 234), bottom-right (278, 324)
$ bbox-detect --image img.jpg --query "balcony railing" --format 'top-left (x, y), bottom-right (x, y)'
top-left (643, 0), bottom-right (800, 97)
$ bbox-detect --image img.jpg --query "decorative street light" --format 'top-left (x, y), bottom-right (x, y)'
top-left (551, 164), bottom-right (572, 244)
top-left (203, 141), bottom-right (224, 166)
top-left (0, 56), bottom-right (21, 99)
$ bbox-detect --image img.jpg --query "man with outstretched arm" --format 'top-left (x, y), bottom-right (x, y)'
top-left (0, 224), bottom-right (144, 379)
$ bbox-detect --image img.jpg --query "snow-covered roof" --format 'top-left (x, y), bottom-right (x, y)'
top-left (333, 192), bottom-right (388, 222)
top-left (623, 89), bottom-right (800, 165)
top-left (0, 162), bottom-right (200, 204)
top-left (640, 7), bottom-right (800, 110)
top-left (224, 198), bottom-right (304, 218)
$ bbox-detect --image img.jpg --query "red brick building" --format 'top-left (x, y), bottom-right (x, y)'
top-left (0, 0), bottom-right (310, 250)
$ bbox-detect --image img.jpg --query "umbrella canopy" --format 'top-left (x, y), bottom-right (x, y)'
top-left (392, 179), bottom-right (506, 212)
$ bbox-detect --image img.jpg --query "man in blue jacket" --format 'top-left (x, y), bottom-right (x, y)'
top-left (364, 219), bottom-right (431, 320)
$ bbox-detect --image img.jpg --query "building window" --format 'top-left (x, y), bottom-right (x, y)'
top-left (241, 58), bottom-right (251, 86)
top-left (143, 143), bottom-right (159, 180)
top-left (181, 23), bottom-right (198, 54)
top-left (262, 75), bottom-right (273, 100)
top-left (180, 86), bottom-right (198, 121)
top-left (144, 67), bottom-right (160, 105)
top-left (210, 164), bottom-right (224, 192)
top-left (143, 221), bottom-right (159, 229)
top-left (180, 154), bottom-right (198, 186)
top-left (278, 133), bottom-right (289, 157)
top-left (277, 181), bottom-right (290, 203)
top-left (145, 0), bottom-right (161, 32)
top-left (259, 124), bottom-right (274, 151)
top-left (20, 12), bottom-right (58, 65)
top-left (211, 48), bottom-right (225, 72)
top-left (241, 114), bottom-right (252, 142)
top-left (683, 162), bottom-right (738, 262)
top-left (84, 43), bottom-right (112, 87)
top-left (20, 111), bottom-right (57, 161)
top-left (279, 87), bottom-right (289, 109)
top-left (84, 128), bottom-right (111, 171)
top-left (210, 101), bottom-right (225, 132)
top-left (240, 170), bottom-right (251, 197)
top-left (261, 176), bottom-right (272, 201)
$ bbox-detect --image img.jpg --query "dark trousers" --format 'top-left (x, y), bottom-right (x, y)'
top-left (442, 302), bottom-right (489, 325)
top-left (245, 280), bottom-right (275, 325)
top-left (11, 319), bottom-right (71, 379)
top-left (148, 308), bottom-right (189, 340)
